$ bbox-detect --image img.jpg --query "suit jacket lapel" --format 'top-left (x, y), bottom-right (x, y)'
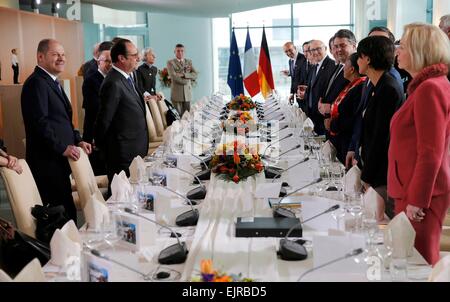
top-left (37, 68), bottom-right (72, 116)
top-left (119, 75), bottom-right (145, 113)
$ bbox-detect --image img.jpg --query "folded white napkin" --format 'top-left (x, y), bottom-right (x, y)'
top-left (364, 187), bottom-right (387, 223)
top-left (322, 140), bottom-right (337, 161)
top-left (111, 171), bottom-right (132, 202)
top-left (384, 212), bottom-right (415, 258)
top-left (344, 165), bottom-right (362, 193)
top-left (303, 118), bottom-right (314, 132)
top-left (83, 193), bottom-right (110, 232)
top-left (429, 254), bottom-right (450, 281)
top-left (50, 220), bottom-right (82, 266)
top-left (129, 156), bottom-right (146, 183)
top-left (0, 258), bottom-right (46, 282)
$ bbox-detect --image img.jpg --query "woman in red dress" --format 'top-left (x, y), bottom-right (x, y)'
top-left (388, 23), bottom-right (450, 265)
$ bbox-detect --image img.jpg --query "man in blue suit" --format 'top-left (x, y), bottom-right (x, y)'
top-left (21, 39), bottom-right (92, 223)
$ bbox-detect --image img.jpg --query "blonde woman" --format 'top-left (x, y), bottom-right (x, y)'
top-left (388, 23), bottom-right (450, 265)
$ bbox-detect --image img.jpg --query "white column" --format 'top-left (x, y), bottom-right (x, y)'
top-left (433, 0), bottom-right (450, 25)
top-left (388, 0), bottom-right (428, 39)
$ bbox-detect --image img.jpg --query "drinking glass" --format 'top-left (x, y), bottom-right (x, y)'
top-left (103, 213), bottom-right (123, 250)
top-left (347, 192), bottom-right (363, 232)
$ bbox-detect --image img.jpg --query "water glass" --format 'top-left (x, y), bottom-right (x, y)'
top-left (103, 213), bottom-right (123, 250)
top-left (347, 192), bottom-right (363, 232)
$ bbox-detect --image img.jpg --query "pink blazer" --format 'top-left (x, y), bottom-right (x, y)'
top-left (388, 64), bottom-right (450, 211)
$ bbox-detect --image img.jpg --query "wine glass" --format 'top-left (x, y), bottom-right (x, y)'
top-left (347, 192), bottom-right (363, 232)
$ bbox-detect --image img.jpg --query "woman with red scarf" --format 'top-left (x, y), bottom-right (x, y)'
top-left (327, 53), bottom-right (366, 164)
top-left (388, 23), bottom-right (450, 265)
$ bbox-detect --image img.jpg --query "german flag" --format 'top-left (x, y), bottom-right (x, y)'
top-left (257, 27), bottom-right (275, 99)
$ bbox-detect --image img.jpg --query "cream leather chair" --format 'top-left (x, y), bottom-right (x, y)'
top-left (145, 102), bottom-right (163, 154)
top-left (68, 147), bottom-right (106, 210)
top-left (0, 159), bottom-right (42, 238)
top-left (157, 100), bottom-right (169, 129)
top-left (148, 100), bottom-right (165, 137)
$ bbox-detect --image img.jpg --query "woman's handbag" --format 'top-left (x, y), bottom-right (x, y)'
top-left (164, 99), bottom-right (181, 126)
top-left (31, 204), bottom-right (70, 244)
top-left (0, 217), bottom-right (50, 278)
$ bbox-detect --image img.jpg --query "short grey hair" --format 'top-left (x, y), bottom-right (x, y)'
top-left (440, 14), bottom-right (450, 30)
top-left (141, 47), bottom-right (154, 61)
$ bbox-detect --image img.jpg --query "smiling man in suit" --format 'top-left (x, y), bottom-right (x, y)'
top-left (94, 39), bottom-right (148, 193)
top-left (21, 39), bottom-right (92, 223)
top-left (303, 40), bottom-right (336, 135)
top-left (167, 44), bottom-right (198, 116)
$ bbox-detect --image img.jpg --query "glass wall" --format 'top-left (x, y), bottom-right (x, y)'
top-left (213, 0), bottom-right (354, 98)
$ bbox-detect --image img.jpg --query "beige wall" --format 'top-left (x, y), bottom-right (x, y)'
top-left (0, 6), bottom-right (84, 157)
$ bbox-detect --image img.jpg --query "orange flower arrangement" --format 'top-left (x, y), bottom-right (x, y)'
top-left (209, 141), bottom-right (264, 183)
top-left (191, 259), bottom-right (253, 282)
top-left (226, 94), bottom-right (256, 111)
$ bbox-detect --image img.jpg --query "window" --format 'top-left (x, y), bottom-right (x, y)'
top-left (213, 0), bottom-right (353, 98)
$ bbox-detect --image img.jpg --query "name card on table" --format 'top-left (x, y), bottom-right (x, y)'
top-left (84, 252), bottom-right (112, 282)
top-left (115, 212), bottom-right (157, 251)
top-left (312, 234), bottom-right (366, 275)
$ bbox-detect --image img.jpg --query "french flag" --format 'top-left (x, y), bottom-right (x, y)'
top-left (243, 28), bottom-right (260, 97)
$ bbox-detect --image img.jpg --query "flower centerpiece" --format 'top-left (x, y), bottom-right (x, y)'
top-left (191, 259), bottom-right (254, 282)
top-left (158, 67), bottom-right (171, 88)
top-left (221, 111), bottom-right (256, 134)
top-left (226, 94), bottom-right (256, 111)
top-left (209, 141), bottom-right (264, 183)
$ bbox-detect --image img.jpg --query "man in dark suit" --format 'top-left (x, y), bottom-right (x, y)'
top-left (21, 39), bottom-right (92, 223)
top-left (302, 40), bottom-right (336, 135)
top-left (94, 39), bottom-right (148, 193)
top-left (82, 41), bottom-right (113, 175)
top-left (320, 30), bottom-right (357, 133)
top-left (81, 43), bottom-right (100, 79)
top-left (281, 42), bottom-right (307, 104)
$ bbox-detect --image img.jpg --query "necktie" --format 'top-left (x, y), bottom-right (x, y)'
top-left (325, 64), bottom-right (344, 96)
top-left (308, 65), bottom-right (318, 108)
top-left (127, 76), bottom-right (140, 97)
top-left (54, 79), bottom-right (64, 97)
top-left (289, 59), bottom-right (294, 77)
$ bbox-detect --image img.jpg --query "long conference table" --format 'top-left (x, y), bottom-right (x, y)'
top-left (44, 95), bottom-right (430, 282)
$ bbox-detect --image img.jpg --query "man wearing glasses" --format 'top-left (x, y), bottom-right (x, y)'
top-left (95, 39), bottom-right (149, 195)
top-left (82, 40), bottom-right (113, 175)
top-left (302, 40), bottom-right (335, 135)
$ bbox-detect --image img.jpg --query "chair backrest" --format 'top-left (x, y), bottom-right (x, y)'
top-left (0, 159), bottom-right (42, 238)
top-left (148, 100), bottom-right (164, 137)
top-left (157, 100), bottom-right (169, 129)
top-left (68, 147), bottom-right (105, 210)
top-left (145, 102), bottom-right (163, 143)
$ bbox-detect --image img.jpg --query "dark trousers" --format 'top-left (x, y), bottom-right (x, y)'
top-left (29, 158), bottom-right (77, 224)
top-left (12, 64), bottom-right (19, 84)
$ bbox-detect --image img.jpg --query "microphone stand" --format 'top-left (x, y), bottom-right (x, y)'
top-left (262, 144), bottom-right (302, 165)
top-left (296, 248), bottom-right (364, 281)
top-left (277, 204), bottom-right (340, 261)
top-left (273, 178), bottom-right (322, 218)
top-left (262, 133), bottom-right (294, 158)
top-left (124, 208), bottom-right (188, 265)
top-left (164, 162), bottom-right (207, 200)
top-left (154, 185), bottom-right (199, 227)
top-left (90, 249), bottom-right (152, 281)
top-left (266, 157), bottom-right (310, 180)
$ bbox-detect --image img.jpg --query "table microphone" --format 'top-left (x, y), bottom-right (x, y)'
top-left (157, 186), bottom-right (199, 227)
top-left (263, 144), bottom-right (302, 165)
top-left (164, 162), bottom-right (207, 200)
top-left (185, 152), bottom-right (212, 182)
top-left (124, 208), bottom-right (188, 265)
top-left (265, 157), bottom-right (310, 179)
top-left (262, 133), bottom-right (294, 158)
top-left (259, 108), bottom-right (281, 119)
top-left (278, 204), bottom-right (340, 261)
top-left (272, 178), bottom-right (322, 218)
top-left (297, 248), bottom-right (364, 281)
top-left (90, 249), bottom-right (152, 280)
top-left (260, 124), bottom-right (289, 135)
